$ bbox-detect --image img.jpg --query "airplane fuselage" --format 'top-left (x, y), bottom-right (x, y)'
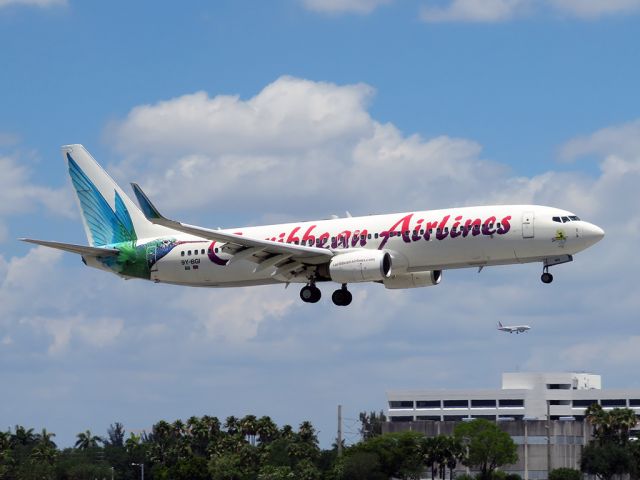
top-left (87, 204), bottom-right (603, 288)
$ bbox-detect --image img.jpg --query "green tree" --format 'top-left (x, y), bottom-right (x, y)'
top-left (549, 467), bottom-right (581, 480)
top-left (337, 450), bottom-right (386, 480)
top-left (106, 422), bottom-right (125, 447)
top-left (581, 441), bottom-right (631, 480)
top-left (454, 419), bottom-right (518, 479)
top-left (352, 430), bottom-right (424, 480)
top-left (74, 430), bottom-right (103, 450)
top-left (358, 411), bottom-right (387, 441)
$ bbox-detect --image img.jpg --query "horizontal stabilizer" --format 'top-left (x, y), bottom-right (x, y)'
top-left (20, 238), bottom-right (120, 257)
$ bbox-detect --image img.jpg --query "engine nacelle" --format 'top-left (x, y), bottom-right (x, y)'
top-left (383, 270), bottom-right (442, 289)
top-left (328, 250), bottom-right (392, 283)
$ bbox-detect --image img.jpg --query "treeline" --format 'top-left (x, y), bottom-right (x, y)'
top-left (1, 407), bottom-right (639, 479)
top-left (0, 414), bottom-right (519, 480)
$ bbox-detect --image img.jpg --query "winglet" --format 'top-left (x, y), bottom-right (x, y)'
top-left (130, 183), bottom-right (164, 220)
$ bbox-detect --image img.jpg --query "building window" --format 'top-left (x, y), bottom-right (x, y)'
top-left (472, 415), bottom-right (497, 420)
top-left (547, 384), bottom-right (571, 390)
top-left (499, 399), bottom-right (524, 407)
top-left (572, 400), bottom-right (598, 408)
top-left (630, 399), bottom-right (640, 407)
top-left (389, 401), bottom-right (413, 409)
top-left (390, 416), bottom-right (413, 422)
top-left (499, 415), bottom-right (524, 420)
top-left (443, 415), bottom-right (467, 421)
top-left (601, 399), bottom-right (626, 407)
top-left (443, 400), bottom-right (468, 408)
top-left (416, 415), bottom-right (441, 421)
top-left (549, 400), bottom-right (571, 406)
top-left (471, 399), bottom-right (496, 408)
top-left (416, 400), bottom-right (441, 408)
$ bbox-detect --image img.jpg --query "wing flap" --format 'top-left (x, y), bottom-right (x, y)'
top-left (20, 238), bottom-right (120, 257)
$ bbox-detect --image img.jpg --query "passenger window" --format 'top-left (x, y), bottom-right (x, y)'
top-left (374, 233), bottom-right (379, 239)
top-left (214, 248), bottom-right (219, 253)
top-left (361, 234), bottom-right (365, 240)
top-left (181, 251), bottom-right (185, 256)
top-left (444, 227), bottom-right (449, 233)
top-left (207, 248), bottom-right (212, 254)
top-left (437, 228), bottom-right (441, 233)
top-left (201, 249), bottom-right (205, 255)
top-left (368, 234), bottom-right (372, 239)
top-left (420, 229), bottom-right (424, 235)
top-left (188, 250), bottom-right (192, 256)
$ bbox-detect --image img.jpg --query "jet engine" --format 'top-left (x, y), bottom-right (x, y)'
top-left (383, 270), bottom-right (442, 289)
top-left (326, 250), bottom-right (392, 283)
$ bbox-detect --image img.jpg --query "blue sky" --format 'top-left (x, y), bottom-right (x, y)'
top-left (1, 0), bottom-right (640, 447)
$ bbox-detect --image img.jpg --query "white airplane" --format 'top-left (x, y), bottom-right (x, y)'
top-left (22, 145), bottom-right (605, 306)
top-left (497, 321), bottom-right (531, 334)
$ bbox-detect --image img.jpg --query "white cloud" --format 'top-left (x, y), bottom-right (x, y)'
top-left (0, 247), bottom-right (124, 354)
top-left (108, 76), bottom-right (507, 216)
top-left (302, 0), bottom-right (393, 14)
top-left (421, 0), bottom-right (531, 23)
top-left (420, 0), bottom-right (640, 22)
top-left (0, 0), bottom-right (66, 8)
top-left (178, 287), bottom-right (297, 343)
top-left (549, 0), bottom-right (640, 19)
top-left (0, 152), bottom-right (73, 244)
top-left (559, 119), bottom-right (640, 162)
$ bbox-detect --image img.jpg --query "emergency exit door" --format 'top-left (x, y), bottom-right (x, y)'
top-left (522, 211), bottom-right (534, 238)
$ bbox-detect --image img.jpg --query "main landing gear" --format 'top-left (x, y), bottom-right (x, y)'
top-left (300, 283), bottom-right (321, 303)
top-left (331, 284), bottom-right (352, 307)
top-left (541, 266), bottom-right (554, 284)
top-left (299, 282), bottom-right (352, 306)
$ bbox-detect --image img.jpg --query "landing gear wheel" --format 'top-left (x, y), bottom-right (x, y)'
top-left (300, 285), bottom-right (321, 303)
top-left (541, 272), bottom-right (553, 284)
top-left (331, 285), bottom-right (352, 306)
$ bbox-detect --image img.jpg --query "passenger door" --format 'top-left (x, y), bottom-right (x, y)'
top-left (522, 211), bottom-right (535, 238)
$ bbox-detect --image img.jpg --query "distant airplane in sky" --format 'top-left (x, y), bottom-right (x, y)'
top-left (22, 145), bottom-right (605, 306)
top-left (497, 321), bottom-right (531, 334)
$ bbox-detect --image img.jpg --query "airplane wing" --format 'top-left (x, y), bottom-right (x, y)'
top-left (130, 183), bottom-right (334, 267)
top-left (20, 238), bottom-right (120, 257)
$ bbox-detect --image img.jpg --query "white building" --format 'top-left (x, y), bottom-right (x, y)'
top-left (386, 372), bottom-right (640, 422)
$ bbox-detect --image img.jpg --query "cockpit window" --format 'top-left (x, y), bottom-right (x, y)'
top-left (561, 216), bottom-right (570, 223)
top-left (569, 215), bottom-right (580, 221)
top-left (552, 216), bottom-right (562, 223)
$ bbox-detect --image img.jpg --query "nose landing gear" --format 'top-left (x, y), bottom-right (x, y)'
top-left (332, 284), bottom-right (352, 306)
top-left (541, 266), bottom-right (553, 284)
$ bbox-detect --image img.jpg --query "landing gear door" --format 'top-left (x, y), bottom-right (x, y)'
top-left (522, 211), bottom-right (535, 239)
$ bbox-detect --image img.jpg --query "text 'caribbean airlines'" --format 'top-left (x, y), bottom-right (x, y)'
top-left (22, 145), bottom-right (605, 306)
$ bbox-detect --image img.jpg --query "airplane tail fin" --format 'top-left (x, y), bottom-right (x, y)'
top-left (63, 144), bottom-right (172, 246)
top-left (498, 321), bottom-right (503, 328)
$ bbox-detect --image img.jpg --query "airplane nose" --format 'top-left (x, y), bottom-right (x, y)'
top-left (584, 223), bottom-right (605, 244)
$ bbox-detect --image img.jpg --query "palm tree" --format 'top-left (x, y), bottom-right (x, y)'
top-left (585, 403), bottom-right (608, 440)
top-left (12, 425), bottom-right (36, 446)
top-left (256, 416), bottom-right (279, 446)
top-left (297, 421), bottom-right (317, 444)
top-left (74, 430), bottom-right (102, 449)
top-left (37, 428), bottom-right (57, 449)
top-left (609, 408), bottom-right (638, 444)
top-left (240, 415), bottom-right (258, 446)
top-left (224, 415), bottom-right (240, 435)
